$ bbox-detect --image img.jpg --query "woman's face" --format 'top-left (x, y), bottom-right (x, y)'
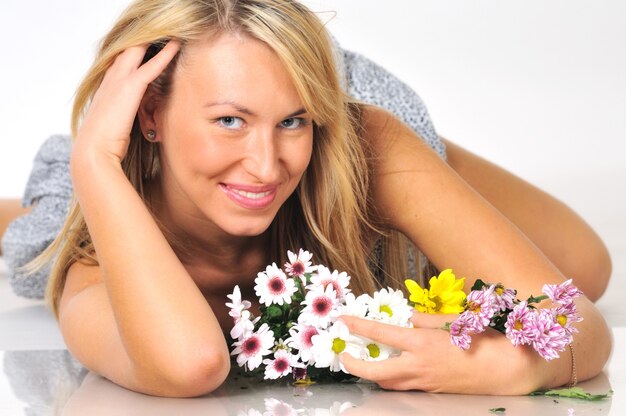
top-left (146, 33), bottom-right (314, 240)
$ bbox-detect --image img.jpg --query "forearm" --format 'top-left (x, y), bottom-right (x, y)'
top-left (70, 151), bottom-right (228, 377)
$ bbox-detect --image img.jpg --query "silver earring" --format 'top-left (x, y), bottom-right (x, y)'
top-left (146, 129), bottom-right (157, 141)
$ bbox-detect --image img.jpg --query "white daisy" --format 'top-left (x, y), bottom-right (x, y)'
top-left (263, 349), bottom-right (300, 380)
top-left (299, 284), bottom-right (340, 329)
top-left (254, 263), bottom-right (298, 307)
top-left (284, 249), bottom-right (317, 282)
top-left (357, 335), bottom-right (397, 362)
top-left (226, 285), bottom-right (252, 319)
top-left (263, 398), bottom-right (299, 416)
top-left (336, 293), bottom-right (370, 319)
top-left (307, 265), bottom-right (351, 301)
top-left (231, 323), bottom-right (275, 370)
top-left (230, 309), bottom-right (260, 341)
top-left (310, 321), bottom-right (363, 372)
top-left (285, 323), bottom-right (319, 365)
top-left (366, 287), bottom-right (413, 327)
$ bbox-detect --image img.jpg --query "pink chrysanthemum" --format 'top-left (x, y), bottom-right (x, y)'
top-left (263, 349), bottom-right (300, 380)
top-left (542, 279), bottom-right (583, 305)
top-left (299, 284), bottom-right (339, 329)
top-left (449, 312), bottom-right (477, 350)
top-left (531, 309), bottom-right (571, 360)
top-left (254, 263), bottom-right (297, 307)
top-left (284, 249), bottom-right (316, 283)
top-left (504, 301), bottom-right (538, 346)
top-left (308, 265), bottom-right (351, 301)
top-left (231, 323), bottom-right (275, 370)
top-left (285, 323), bottom-right (319, 365)
top-left (490, 284), bottom-right (517, 312)
top-left (464, 285), bottom-right (498, 329)
top-left (552, 302), bottom-right (583, 336)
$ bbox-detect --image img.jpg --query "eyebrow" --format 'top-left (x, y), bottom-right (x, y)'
top-left (204, 100), bottom-right (308, 119)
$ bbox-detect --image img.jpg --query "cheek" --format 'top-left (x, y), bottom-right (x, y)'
top-left (285, 135), bottom-right (314, 177)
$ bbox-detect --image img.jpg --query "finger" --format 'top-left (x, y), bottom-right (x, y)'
top-left (340, 315), bottom-right (422, 351)
top-left (340, 352), bottom-right (414, 383)
top-left (410, 311), bottom-right (458, 328)
top-left (135, 40), bottom-right (181, 84)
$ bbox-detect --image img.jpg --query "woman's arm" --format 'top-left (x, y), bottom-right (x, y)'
top-left (443, 139), bottom-right (611, 301)
top-left (59, 43), bottom-right (229, 397)
top-left (342, 106), bottom-right (611, 394)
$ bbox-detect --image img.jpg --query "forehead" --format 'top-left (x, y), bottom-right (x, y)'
top-left (170, 32), bottom-right (304, 112)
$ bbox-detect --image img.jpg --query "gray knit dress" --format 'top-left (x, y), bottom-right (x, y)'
top-left (1, 47), bottom-right (445, 299)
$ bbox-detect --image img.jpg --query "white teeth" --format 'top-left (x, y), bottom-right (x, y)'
top-left (231, 189), bottom-right (272, 199)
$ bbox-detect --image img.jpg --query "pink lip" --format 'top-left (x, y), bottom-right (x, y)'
top-left (219, 183), bottom-right (278, 210)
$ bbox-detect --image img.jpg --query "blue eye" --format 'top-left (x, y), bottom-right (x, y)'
top-left (218, 116), bottom-right (244, 129)
top-left (280, 118), bottom-right (307, 129)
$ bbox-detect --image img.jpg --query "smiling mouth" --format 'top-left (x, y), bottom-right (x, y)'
top-left (219, 183), bottom-right (278, 210)
top-left (230, 189), bottom-right (273, 199)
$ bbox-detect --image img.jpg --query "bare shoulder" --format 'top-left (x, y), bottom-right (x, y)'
top-left (360, 105), bottom-right (454, 230)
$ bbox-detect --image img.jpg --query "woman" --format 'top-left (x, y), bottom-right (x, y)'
top-left (2, 0), bottom-right (612, 397)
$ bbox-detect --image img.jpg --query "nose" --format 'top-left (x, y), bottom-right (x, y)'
top-left (243, 128), bottom-right (281, 183)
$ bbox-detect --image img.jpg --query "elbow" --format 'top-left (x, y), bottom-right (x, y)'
top-left (135, 346), bottom-right (231, 398)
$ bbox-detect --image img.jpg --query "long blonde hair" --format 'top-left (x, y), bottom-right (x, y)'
top-left (38, 0), bottom-right (416, 318)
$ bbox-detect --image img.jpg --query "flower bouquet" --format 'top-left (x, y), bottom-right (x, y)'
top-left (226, 249), bottom-right (413, 382)
top-left (405, 270), bottom-right (583, 360)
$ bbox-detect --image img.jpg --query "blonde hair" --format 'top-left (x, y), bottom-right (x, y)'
top-left (37, 0), bottom-right (417, 317)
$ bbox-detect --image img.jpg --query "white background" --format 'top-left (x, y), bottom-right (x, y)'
top-left (0, 1), bottom-right (624, 231)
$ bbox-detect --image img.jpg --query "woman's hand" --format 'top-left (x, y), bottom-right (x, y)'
top-left (73, 41), bottom-right (180, 165)
top-left (339, 313), bottom-right (545, 395)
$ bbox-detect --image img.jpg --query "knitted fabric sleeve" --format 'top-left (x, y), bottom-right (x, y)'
top-left (1, 135), bottom-right (72, 299)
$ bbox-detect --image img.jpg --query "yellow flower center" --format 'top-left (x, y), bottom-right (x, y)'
top-left (514, 320), bottom-right (523, 331)
top-left (430, 296), bottom-right (442, 312)
top-left (332, 337), bottom-right (346, 354)
top-left (468, 301), bottom-right (481, 313)
top-left (367, 343), bottom-right (381, 359)
top-left (495, 286), bottom-right (504, 296)
top-left (380, 305), bottom-right (394, 317)
top-left (557, 314), bottom-right (568, 327)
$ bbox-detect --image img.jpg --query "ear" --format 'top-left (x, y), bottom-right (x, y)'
top-left (137, 90), bottom-right (162, 142)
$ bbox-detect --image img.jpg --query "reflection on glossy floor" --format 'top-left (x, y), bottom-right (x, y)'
top-left (0, 344), bottom-right (622, 416)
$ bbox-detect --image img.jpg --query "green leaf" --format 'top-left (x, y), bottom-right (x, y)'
top-left (471, 279), bottom-right (489, 291)
top-left (529, 387), bottom-right (613, 401)
top-left (526, 294), bottom-right (548, 304)
top-left (489, 408), bottom-right (506, 413)
top-left (266, 305), bottom-right (284, 322)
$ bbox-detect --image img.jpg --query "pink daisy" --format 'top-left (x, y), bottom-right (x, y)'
top-left (226, 285), bottom-right (252, 319)
top-left (464, 285), bottom-right (498, 329)
top-left (490, 283), bottom-right (517, 312)
top-left (285, 323), bottom-right (319, 365)
top-left (284, 249), bottom-right (316, 283)
top-left (504, 301), bottom-right (538, 346)
top-left (553, 302), bottom-right (583, 336)
top-left (263, 350), bottom-right (300, 380)
top-left (531, 309), bottom-right (571, 360)
top-left (449, 312), bottom-right (477, 350)
top-left (307, 265), bottom-right (351, 301)
top-left (254, 263), bottom-right (297, 307)
top-left (542, 279), bottom-right (583, 305)
top-left (298, 284), bottom-right (339, 329)
top-left (231, 323), bottom-right (275, 370)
